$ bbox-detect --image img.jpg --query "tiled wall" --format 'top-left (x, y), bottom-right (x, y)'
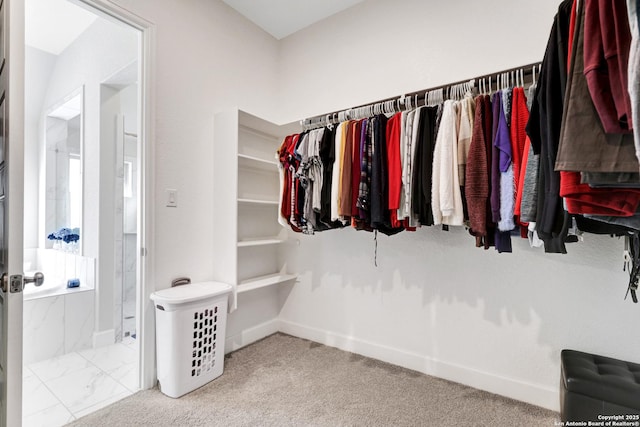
top-left (23, 249), bottom-right (97, 365)
top-left (35, 249), bottom-right (96, 290)
top-left (23, 290), bottom-right (95, 365)
top-left (123, 233), bottom-right (136, 338)
top-left (114, 234), bottom-right (136, 341)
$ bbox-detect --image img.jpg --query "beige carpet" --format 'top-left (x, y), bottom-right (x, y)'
top-left (70, 333), bottom-right (559, 426)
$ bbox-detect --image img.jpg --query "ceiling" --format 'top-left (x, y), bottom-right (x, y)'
top-left (25, 0), bottom-right (365, 56)
top-left (48, 92), bottom-right (82, 120)
top-left (222, 0), bottom-right (365, 40)
top-left (26, 0), bottom-right (97, 55)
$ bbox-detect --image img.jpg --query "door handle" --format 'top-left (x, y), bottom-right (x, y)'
top-left (24, 272), bottom-right (45, 288)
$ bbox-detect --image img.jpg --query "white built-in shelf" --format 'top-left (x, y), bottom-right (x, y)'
top-left (237, 198), bottom-right (279, 206)
top-left (238, 153), bottom-right (278, 172)
top-left (237, 237), bottom-right (285, 247)
top-left (213, 109), bottom-right (299, 306)
top-left (237, 273), bottom-right (298, 293)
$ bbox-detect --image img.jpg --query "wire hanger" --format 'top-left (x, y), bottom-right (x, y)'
top-left (532, 65), bottom-right (537, 86)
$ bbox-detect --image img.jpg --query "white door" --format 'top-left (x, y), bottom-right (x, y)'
top-left (0, 0), bottom-right (25, 425)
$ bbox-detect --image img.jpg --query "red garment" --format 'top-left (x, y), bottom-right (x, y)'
top-left (509, 88), bottom-right (529, 203)
top-left (277, 134), bottom-right (302, 232)
top-left (567, 0), bottom-right (577, 72)
top-left (386, 113), bottom-right (403, 228)
top-left (560, 172), bottom-right (640, 216)
top-left (509, 87), bottom-right (530, 237)
top-left (277, 135), bottom-right (293, 222)
top-left (583, 0), bottom-right (633, 133)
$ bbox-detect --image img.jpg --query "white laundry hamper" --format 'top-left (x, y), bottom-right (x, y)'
top-left (150, 281), bottom-right (232, 398)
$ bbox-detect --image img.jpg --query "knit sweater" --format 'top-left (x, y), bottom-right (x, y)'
top-left (432, 100), bottom-right (464, 226)
top-left (519, 84), bottom-right (540, 223)
top-left (465, 96), bottom-right (490, 237)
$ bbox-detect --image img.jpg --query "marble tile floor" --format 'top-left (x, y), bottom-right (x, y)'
top-left (23, 337), bottom-right (139, 427)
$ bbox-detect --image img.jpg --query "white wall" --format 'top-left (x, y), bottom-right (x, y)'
top-left (275, 0), bottom-right (640, 412)
top-left (277, 0), bottom-right (560, 122)
top-left (108, 0), bottom-right (283, 344)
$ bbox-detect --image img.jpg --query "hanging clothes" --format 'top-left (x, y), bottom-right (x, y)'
top-left (457, 95), bottom-right (474, 186)
top-left (412, 106), bottom-right (438, 227)
top-left (386, 112), bottom-right (403, 228)
top-left (331, 122), bottom-right (345, 223)
top-left (318, 125), bottom-right (340, 230)
top-left (356, 118), bottom-right (373, 227)
top-left (432, 100), bottom-right (464, 226)
top-left (294, 132), bottom-right (313, 232)
top-left (399, 109), bottom-right (419, 225)
top-left (628, 0), bottom-right (640, 168)
top-left (583, 0), bottom-right (633, 134)
top-left (338, 121), bottom-right (354, 219)
top-left (352, 119), bottom-right (373, 231)
top-left (555, 0), bottom-right (638, 174)
top-left (297, 128), bottom-right (324, 227)
top-left (558, 1), bottom-right (640, 216)
top-left (283, 0), bottom-right (640, 257)
top-left (519, 84), bottom-right (541, 224)
top-left (457, 95), bottom-right (474, 223)
top-left (350, 119), bottom-right (364, 221)
top-left (278, 134), bottom-right (299, 231)
top-left (510, 86), bottom-right (530, 237)
top-left (371, 115), bottom-right (403, 236)
top-left (526, 0), bottom-right (573, 254)
top-left (497, 88), bottom-right (516, 232)
top-left (465, 95), bottom-right (492, 246)
top-left (490, 91), bottom-right (501, 225)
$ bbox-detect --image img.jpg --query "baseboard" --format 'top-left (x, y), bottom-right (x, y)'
top-left (93, 329), bottom-right (115, 348)
top-left (225, 318), bottom-right (280, 354)
top-left (279, 319), bottom-right (559, 412)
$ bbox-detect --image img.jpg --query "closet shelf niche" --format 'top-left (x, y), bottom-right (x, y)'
top-left (237, 273), bottom-right (298, 294)
top-left (237, 237), bottom-right (285, 247)
top-left (237, 198), bottom-right (279, 206)
top-left (212, 109), bottom-right (299, 298)
top-left (237, 153), bottom-right (278, 171)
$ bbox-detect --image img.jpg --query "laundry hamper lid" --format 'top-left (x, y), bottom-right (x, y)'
top-left (150, 281), bottom-right (232, 306)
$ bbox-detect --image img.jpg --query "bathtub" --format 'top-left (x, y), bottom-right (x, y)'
top-left (22, 250), bottom-right (96, 365)
top-left (23, 277), bottom-right (92, 300)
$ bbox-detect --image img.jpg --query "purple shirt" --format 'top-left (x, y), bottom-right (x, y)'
top-left (491, 92), bottom-right (502, 223)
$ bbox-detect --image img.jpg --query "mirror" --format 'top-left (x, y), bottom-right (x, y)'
top-left (44, 88), bottom-right (83, 253)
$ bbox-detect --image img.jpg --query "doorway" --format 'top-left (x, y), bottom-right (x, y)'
top-left (23, 0), bottom-right (145, 424)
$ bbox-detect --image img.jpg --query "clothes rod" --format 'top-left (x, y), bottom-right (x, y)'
top-left (300, 61), bottom-right (542, 130)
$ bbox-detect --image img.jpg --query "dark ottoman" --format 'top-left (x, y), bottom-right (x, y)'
top-left (561, 349), bottom-right (640, 422)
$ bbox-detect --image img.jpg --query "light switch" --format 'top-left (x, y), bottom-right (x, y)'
top-left (166, 189), bottom-right (178, 207)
